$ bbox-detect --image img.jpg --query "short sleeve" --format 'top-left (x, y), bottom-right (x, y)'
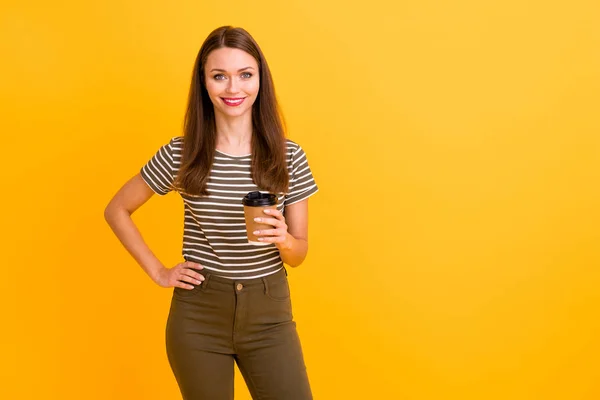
top-left (285, 145), bottom-right (319, 206)
top-left (140, 138), bottom-right (178, 195)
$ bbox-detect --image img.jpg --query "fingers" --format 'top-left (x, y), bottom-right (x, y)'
top-left (171, 262), bottom-right (204, 290)
top-left (263, 209), bottom-right (282, 217)
top-left (175, 281), bottom-right (195, 290)
top-left (256, 235), bottom-right (287, 243)
top-left (255, 208), bottom-right (284, 226)
top-left (253, 212), bottom-right (288, 243)
top-left (178, 273), bottom-right (203, 286)
top-left (253, 228), bottom-right (283, 237)
top-left (254, 217), bottom-right (284, 227)
top-left (184, 261), bottom-right (203, 270)
top-left (181, 268), bottom-right (204, 282)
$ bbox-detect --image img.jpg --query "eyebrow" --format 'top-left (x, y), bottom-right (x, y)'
top-left (210, 67), bottom-right (255, 72)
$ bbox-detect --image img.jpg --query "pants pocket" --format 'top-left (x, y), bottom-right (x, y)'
top-left (265, 278), bottom-right (291, 302)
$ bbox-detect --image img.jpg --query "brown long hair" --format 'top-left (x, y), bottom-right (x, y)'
top-left (173, 26), bottom-right (289, 196)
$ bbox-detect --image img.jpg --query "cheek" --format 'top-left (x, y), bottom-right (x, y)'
top-left (204, 81), bottom-right (219, 98)
top-left (245, 79), bottom-right (260, 97)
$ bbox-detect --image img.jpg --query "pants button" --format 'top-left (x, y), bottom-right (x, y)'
top-left (236, 283), bottom-right (243, 291)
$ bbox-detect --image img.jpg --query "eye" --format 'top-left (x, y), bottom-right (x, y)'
top-left (241, 72), bottom-right (253, 79)
top-left (213, 74), bottom-right (226, 80)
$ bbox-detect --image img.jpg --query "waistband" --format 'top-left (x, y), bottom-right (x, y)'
top-left (200, 267), bottom-right (287, 291)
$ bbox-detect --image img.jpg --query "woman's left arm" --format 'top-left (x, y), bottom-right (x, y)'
top-left (253, 199), bottom-right (310, 268)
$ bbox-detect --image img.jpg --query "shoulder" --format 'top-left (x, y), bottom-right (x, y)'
top-left (285, 139), bottom-right (312, 165)
top-left (285, 139), bottom-right (303, 158)
top-left (160, 136), bottom-right (184, 156)
top-left (168, 136), bottom-right (184, 149)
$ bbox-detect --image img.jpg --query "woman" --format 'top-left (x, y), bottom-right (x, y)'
top-left (104, 26), bottom-right (318, 399)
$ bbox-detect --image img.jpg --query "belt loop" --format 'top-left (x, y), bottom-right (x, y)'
top-left (261, 276), bottom-right (269, 294)
top-left (200, 272), bottom-right (212, 291)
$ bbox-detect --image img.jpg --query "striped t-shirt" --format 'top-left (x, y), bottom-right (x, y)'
top-left (140, 137), bottom-right (319, 279)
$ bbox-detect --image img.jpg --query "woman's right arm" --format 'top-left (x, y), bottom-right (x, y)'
top-left (103, 173), bottom-right (204, 289)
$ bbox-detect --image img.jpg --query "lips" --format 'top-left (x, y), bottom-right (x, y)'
top-left (221, 97), bottom-right (246, 107)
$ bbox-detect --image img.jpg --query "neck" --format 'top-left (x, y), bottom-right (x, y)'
top-left (214, 110), bottom-right (253, 149)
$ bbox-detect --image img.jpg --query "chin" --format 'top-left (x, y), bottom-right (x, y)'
top-left (220, 107), bottom-right (252, 118)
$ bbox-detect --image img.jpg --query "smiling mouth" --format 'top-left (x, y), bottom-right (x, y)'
top-left (221, 97), bottom-right (246, 107)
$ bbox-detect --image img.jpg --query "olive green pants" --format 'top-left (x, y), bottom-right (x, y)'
top-left (165, 267), bottom-right (313, 400)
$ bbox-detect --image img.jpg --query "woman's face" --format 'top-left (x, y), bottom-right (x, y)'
top-left (204, 47), bottom-right (260, 119)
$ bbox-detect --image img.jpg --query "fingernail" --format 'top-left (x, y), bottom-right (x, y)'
top-left (253, 230), bottom-right (260, 235)
top-left (254, 217), bottom-right (260, 222)
top-left (264, 209), bottom-right (270, 213)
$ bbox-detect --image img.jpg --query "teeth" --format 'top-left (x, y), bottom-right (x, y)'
top-left (223, 98), bottom-right (244, 106)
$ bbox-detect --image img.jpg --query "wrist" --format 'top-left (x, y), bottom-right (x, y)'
top-left (278, 233), bottom-right (294, 251)
top-left (147, 262), bottom-right (167, 284)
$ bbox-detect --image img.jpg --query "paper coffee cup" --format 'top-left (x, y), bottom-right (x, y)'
top-left (242, 191), bottom-right (278, 245)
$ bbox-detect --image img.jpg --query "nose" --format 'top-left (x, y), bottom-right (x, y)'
top-left (226, 77), bottom-right (239, 94)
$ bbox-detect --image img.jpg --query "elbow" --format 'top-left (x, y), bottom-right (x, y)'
top-left (296, 241), bottom-right (310, 267)
top-left (104, 200), bottom-right (125, 225)
top-left (287, 245), bottom-right (309, 268)
top-left (287, 256), bottom-right (307, 269)
top-left (104, 199), bottom-right (135, 228)
top-left (104, 203), bottom-right (114, 225)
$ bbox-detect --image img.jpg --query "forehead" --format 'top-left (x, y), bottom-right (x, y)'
top-left (205, 47), bottom-right (258, 71)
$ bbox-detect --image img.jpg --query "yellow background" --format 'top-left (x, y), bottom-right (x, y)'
top-left (1, 0), bottom-right (599, 399)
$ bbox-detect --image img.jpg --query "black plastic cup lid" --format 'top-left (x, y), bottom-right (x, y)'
top-left (242, 191), bottom-right (278, 207)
